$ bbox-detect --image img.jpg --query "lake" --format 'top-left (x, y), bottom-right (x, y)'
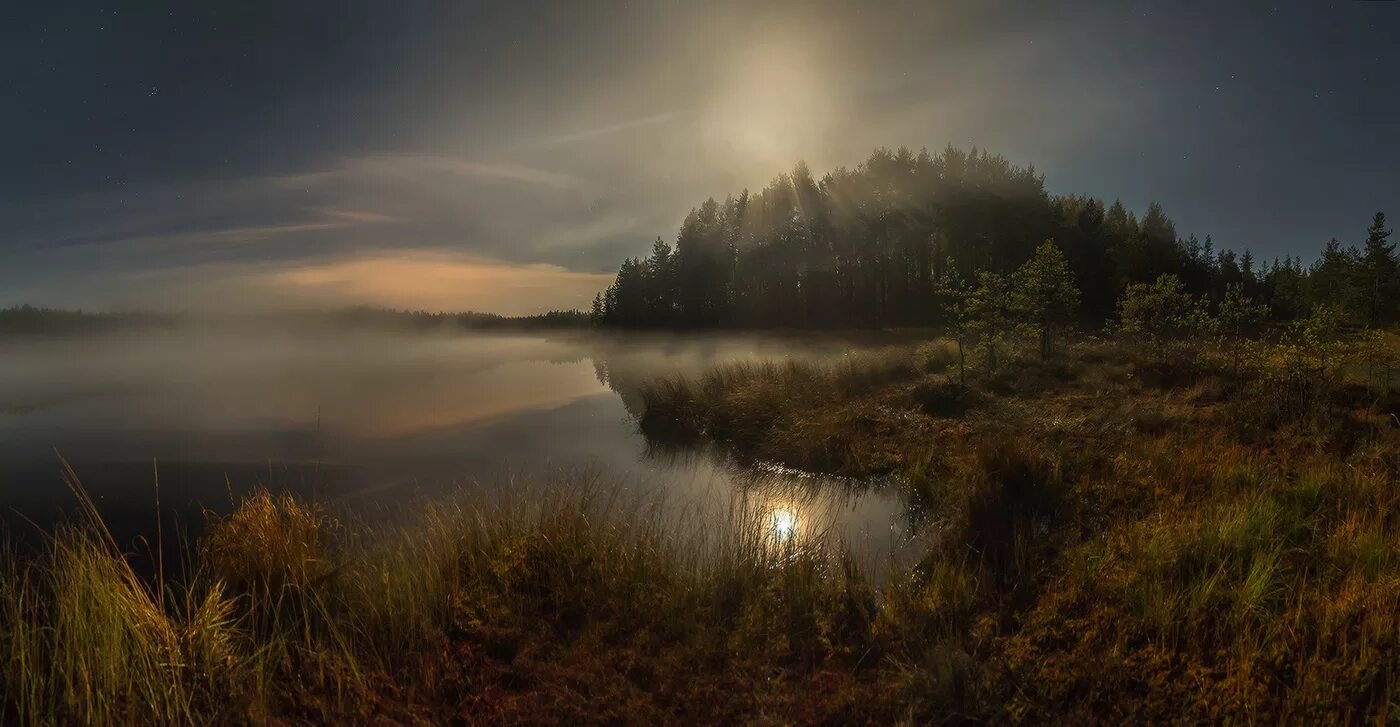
top-left (0, 327), bottom-right (920, 570)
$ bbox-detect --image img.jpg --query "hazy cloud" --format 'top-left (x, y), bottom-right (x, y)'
top-left (7, 1), bottom-right (1389, 312)
top-left (531, 110), bottom-right (694, 148)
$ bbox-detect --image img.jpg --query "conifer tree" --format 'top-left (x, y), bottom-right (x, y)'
top-left (1011, 240), bottom-right (1080, 358)
top-left (934, 258), bottom-right (974, 386)
top-left (1359, 212), bottom-right (1397, 326)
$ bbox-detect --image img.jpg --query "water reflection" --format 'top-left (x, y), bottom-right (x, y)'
top-left (0, 328), bottom-right (921, 569)
top-left (770, 508), bottom-right (798, 542)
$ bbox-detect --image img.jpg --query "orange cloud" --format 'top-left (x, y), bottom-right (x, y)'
top-left (261, 251), bottom-right (613, 314)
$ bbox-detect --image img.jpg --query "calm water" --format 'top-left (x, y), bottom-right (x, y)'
top-left (0, 327), bottom-right (918, 568)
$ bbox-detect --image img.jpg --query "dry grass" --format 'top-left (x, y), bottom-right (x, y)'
top-left (1, 474), bottom-right (915, 724)
top-left (202, 490), bottom-right (339, 598)
top-left (634, 332), bottom-right (1400, 721)
top-left (5, 333), bottom-right (1400, 722)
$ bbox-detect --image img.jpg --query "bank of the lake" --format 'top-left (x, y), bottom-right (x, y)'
top-left (5, 330), bottom-right (1400, 723)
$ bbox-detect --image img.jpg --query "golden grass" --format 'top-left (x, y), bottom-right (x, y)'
top-left (1, 473), bottom-right (910, 724)
top-left (633, 333), bottom-right (1400, 721)
top-left (4, 333), bottom-right (1400, 722)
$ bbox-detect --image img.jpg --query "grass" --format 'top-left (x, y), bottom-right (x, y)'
top-left (638, 344), bottom-right (943, 475)
top-left (1, 472), bottom-right (930, 724)
top-left (5, 333), bottom-right (1400, 722)
top-left (633, 332), bottom-right (1400, 722)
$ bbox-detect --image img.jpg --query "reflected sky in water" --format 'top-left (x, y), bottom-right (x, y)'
top-left (0, 328), bottom-right (918, 570)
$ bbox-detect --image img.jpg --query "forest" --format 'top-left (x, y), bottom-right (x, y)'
top-left (593, 146), bottom-right (1396, 333)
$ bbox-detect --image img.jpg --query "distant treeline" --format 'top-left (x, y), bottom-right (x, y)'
top-left (317, 306), bottom-right (592, 331)
top-left (593, 145), bottom-right (1398, 329)
top-left (0, 305), bottom-right (591, 336)
top-left (0, 305), bottom-right (174, 336)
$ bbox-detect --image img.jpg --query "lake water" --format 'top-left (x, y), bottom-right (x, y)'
top-left (0, 327), bottom-right (919, 569)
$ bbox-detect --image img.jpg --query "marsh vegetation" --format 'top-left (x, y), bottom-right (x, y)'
top-left (4, 147), bottom-right (1399, 723)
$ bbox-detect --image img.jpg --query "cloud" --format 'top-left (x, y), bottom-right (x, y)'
top-left (274, 155), bottom-right (592, 193)
top-left (1, 249), bottom-right (613, 315)
top-left (320, 209), bottom-right (407, 224)
top-left (1, 1), bottom-right (1155, 317)
top-left (209, 221), bottom-right (355, 239)
top-left (531, 110), bottom-right (693, 148)
top-left (0, 151), bottom-right (653, 313)
top-left (258, 250), bottom-right (614, 314)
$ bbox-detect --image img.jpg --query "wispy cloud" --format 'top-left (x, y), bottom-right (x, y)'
top-left (532, 110), bottom-right (693, 148)
top-left (320, 209), bottom-right (407, 224)
top-left (0, 151), bottom-right (645, 312)
top-left (277, 155), bottom-right (591, 192)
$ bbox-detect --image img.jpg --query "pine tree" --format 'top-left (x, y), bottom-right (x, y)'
top-left (1359, 212), bottom-right (1397, 326)
top-left (968, 271), bottom-right (1014, 371)
top-left (1310, 238), bottom-right (1360, 319)
top-left (1218, 283), bottom-right (1270, 374)
top-left (934, 258), bottom-right (974, 386)
top-left (1011, 240), bottom-right (1081, 358)
top-left (1114, 274), bottom-right (1212, 344)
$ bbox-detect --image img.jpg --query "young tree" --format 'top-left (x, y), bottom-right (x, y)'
top-left (1217, 282), bottom-right (1270, 374)
top-left (968, 271), bottom-right (1014, 372)
top-left (1114, 273), bottom-right (1214, 344)
top-left (1012, 240), bottom-right (1080, 358)
top-left (934, 258), bottom-right (973, 386)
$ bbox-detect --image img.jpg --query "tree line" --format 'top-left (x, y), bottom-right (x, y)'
top-left (0, 305), bottom-right (592, 336)
top-left (592, 146), bottom-right (1397, 332)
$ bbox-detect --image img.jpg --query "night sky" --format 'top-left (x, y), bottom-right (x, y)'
top-left (1, 1), bottom-right (1396, 313)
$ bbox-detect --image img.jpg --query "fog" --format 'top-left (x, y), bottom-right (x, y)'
top-left (0, 325), bottom-right (915, 567)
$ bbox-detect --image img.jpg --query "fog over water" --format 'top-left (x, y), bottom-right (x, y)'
top-left (0, 327), bottom-right (917, 568)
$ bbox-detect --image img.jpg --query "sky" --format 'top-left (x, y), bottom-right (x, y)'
top-left (1, 1), bottom-right (1396, 314)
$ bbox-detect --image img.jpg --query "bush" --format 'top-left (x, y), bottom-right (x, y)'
top-left (201, 490), bottom-right (341, 599)
top-left (912, 377), bottom-right (987, 417)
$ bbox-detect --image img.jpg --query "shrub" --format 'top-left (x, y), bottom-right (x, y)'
top-left (912, 377), bottom-right (987, 417)
top-left (201, 490), bottom-right (341, 599)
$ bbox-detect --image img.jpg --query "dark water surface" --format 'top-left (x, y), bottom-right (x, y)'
top-left (0, 328), bottom-right (919, 569)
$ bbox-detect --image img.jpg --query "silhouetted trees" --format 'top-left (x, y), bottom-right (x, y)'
top-left (594, 145), bottom-right (1393, 336)
top-left (1359, 212), bottom-right (1397, 327)
top-left (0, 305), bottom-right (172, 336)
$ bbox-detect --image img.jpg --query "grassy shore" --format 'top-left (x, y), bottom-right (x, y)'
top-left (2, 468), bottom-right (927, 724)
top-left (639, 333), bottom-right (1400, 722)
top-left (4, 334), bottom-right (1399, 723)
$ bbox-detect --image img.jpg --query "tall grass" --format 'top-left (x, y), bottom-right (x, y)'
top-left (7, 334), bottom-right (1400, 722)
top-left (638, 346), bottom-right (937, 477)
top-left (633, 334), bottom-right (1400, 721)
top-left (0, 470), bottom-right (908, 724)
